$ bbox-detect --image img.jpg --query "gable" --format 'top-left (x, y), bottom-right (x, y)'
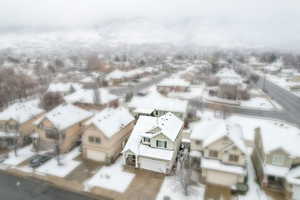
top-left (269, 147), bottom-right (290, 157)
top-left (206, 136), bottom-right (231, 150)
top-left (152, 132), bottom-right (172, 141)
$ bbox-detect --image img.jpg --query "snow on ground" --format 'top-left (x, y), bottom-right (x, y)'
top-left (240, 97), bottom-right (278, 110)
top-left (36, 147), bottom-right (81, 178)
top-left (84, 158), bottom-right (135, 193)
top-left (3, 145), bottom-right (35, 166)
top-left (156, 176), bottom-right (205, 200)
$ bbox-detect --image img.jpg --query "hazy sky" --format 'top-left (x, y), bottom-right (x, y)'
top-left (0, 0), bottom-right (299, 27)
top-left (0, 0), bottom-right (300, 50)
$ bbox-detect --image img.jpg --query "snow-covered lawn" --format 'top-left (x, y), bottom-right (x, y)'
top-left (36, 147), bottom-right (81, 178)
top-left (84, 158), bottom-right (135, 193)
top-left (240, 97), bottom-right (279, 110)
top-left (3, 145), bottom-right (35, 166)
top-left (156, 176), bottom-right (205, 200)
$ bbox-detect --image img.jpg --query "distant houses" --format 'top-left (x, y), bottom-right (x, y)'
top-left (65, 88), bottom-right (119, 111)
top-left (129, 91), bottom-right (188, 119)
top-left (157, 78), bottom-right (190, 93)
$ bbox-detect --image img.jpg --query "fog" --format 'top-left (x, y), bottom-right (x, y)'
top-left (0, 0), bottom-right (300, 50)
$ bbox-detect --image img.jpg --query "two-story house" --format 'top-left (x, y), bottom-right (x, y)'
top-left (252, 126), bottom-right (300, 198)
top-left (0, 99), bottom-right (44, 148)
top-left (82, 107), bottom-right (135, 163)
top-left (35, 103), bottom-right (93, 153)
top-left (122, 112), bottom-right (184, 174)
top-left (190, 120), bottom-right (248, 187)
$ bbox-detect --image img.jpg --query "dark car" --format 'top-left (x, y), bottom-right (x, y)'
top-left (30, 154), bottom-right (52, 168)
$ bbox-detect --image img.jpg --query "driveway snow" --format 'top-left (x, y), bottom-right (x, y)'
top-left (36, 147), bottom-right (81, 178)
top-left (156, 176), bottom-right (205, 200)
top-left (84, 158), bottom-right (135, 193)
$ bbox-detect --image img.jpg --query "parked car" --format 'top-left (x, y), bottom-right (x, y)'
top-left (0, 154), bottom-right (8, 163)
top-left (30, 153), bottom-right (52, 168)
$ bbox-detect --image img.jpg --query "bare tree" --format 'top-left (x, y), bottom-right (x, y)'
top-left (40, 92), bottom-right (64, 111)
top-left (176, 148), bottom-right (192, 196)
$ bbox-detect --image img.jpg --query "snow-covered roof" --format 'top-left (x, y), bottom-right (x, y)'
top-left (65, 88), bottom-right (118, 105)
top-left (0, 99), bottom-right (44, 124)
top-left (80, 76), bottom-right (94, 83)
top-left (85, 107), bottom-right (134, 138)
top-left (287, 166), bottom-right (300, 185)
top-left (106, 69), bottom-right (127, 80)
top-left (47, 82), bottom-right (82, 93)
top-left (105, 68), bottom-right (146, 80)
top-left (216, 68), bottom-right (241, 79)
top-left (191, 120), bottom-right (247, 154)
top-left (264, 164), bottom-right (289, 178)
top-left (41, 104), bottom-right (92, 131)
top-left (216, 68), bottom-right (243, 85)
top-left (201, 158), bottom-right (246, 175)
top-left (129, 91), bottom-right (188, 114)
top-left (133, 108), bottom-right (155, 115)
top-left (259, 122), bottom-right (300, 157)
top-left (157, 78), bottom-right (190, 87)
top-left (122, 112), bottom-right (183, 160)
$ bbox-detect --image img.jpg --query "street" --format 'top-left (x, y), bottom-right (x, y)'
top-left (0, 171), bottom-right (106, 200)
top-left (256, 77), bottom-right (300, 126)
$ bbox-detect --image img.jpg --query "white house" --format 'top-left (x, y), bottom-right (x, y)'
top-left (122, 112), bottom-right (184, 174)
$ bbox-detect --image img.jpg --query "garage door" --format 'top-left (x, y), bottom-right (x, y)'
top-left (293, 185), bottom-right (300, 200)
top-left (206, 170), bottom-right (238, 186)
top-left (87, 150), bottom-right (106, 162)
top-left (139, 157), bottom-right (167, 173)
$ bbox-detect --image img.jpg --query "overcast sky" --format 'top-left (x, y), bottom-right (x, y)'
top-left (0, 0), bottom-right (300, 50)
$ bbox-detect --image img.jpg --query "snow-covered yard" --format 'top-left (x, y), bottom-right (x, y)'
top-left (240, 97), bottom-right (281, 110)
top-left (36, 147), bottom-right (81, 178)
top-left (156, 176), bottom-right (205, 200)
top-left (84, 158), bottom-right (135, 193)
top-left (2, 145), bottom-right (35, 166)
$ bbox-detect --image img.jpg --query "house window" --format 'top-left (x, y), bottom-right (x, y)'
top-left (272, 154), bottom-right (285, 166)
top-left (209, 150), bottom-right (218, 158)
top-left (88, 136), bottom-right (94, 143)
top-left (144, 137), bottom-right (150, 143)
top-left (195, 140), bottom-right (202, 146)
top-left (229, 154), bottom-right (239, 162)
top-left (89, 136), bottom-right (101, 144)
top-left (157, 140), bottom-right (167, 148)
top-left (95, 137), bottom-right (101, 144)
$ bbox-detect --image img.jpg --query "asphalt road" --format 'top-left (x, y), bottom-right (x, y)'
top-left (0, 171), bottom-right (103, 200)
top-left (256, 77), bottom-right (300, 126)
